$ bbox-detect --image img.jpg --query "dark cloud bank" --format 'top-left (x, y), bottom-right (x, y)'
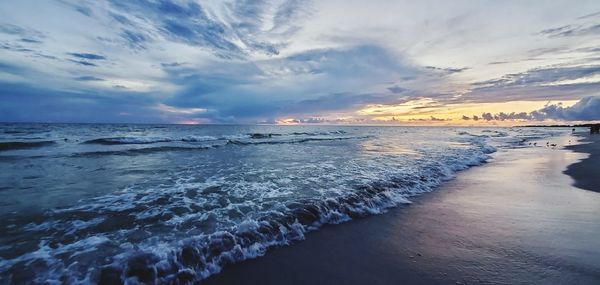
top-left (463, 96), bottom-right (600, 122)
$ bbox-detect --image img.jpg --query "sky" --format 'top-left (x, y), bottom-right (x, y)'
top-left (1, 0), bottom-right (600, 125)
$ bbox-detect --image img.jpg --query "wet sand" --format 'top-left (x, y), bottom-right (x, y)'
top-left (204, 133), bottom-right (600, 284)
top-left (565, 134), bottom-right (600, 192)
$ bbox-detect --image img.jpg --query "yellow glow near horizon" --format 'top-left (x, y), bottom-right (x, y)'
top-left (357, 99), bottom-right (579, 125)
top-left (276, 99), bottom-right (583, 126)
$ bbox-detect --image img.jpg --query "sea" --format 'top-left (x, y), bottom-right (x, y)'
top-left (0, 123), bottom-right (567, 284)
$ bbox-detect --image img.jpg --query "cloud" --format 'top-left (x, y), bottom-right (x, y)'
top-left (66, 53), bottom-right (106, 67)
top-left (467, 96), bottom-right (600, 122)
top-left (74, 76), bottom-right (104, 81)
top-left (161, 44), bottom-right (420, 122)
top-left (0, 61), bottom-right (30, 76)
top-left (0, 24), bottom-right (27, 35)
top-left (578, 11), bottom-right (600, 20)
top-left (409, 116), bottom-right (450, 122)
top-left (463, 65), bottom-right (600, 103)
top-left (425, 66), bottom-right (470, 74)
top-left (105, 0), bottom-right (311, 57)
top-left (69, 60), bottom-right (97, 67)
top-left (19, 38), bottom-right (42, 44)
top-left (155, 103), bottom-right (207, 115)
top-left (0, 42), bottom-right (34, 53)
top-left (540, 24), bottom-right (600, 38)
top-left (473, 65), bottom-right (600, 88)
top-left (0, 83), bottom-right (164, 123)
top-left (2, 1), bottom-right (600, 124)
top-left (67, 53), bottom-right (106, 60)
top-left (120, 30), bottom-right (147, 49)
top-left (531, 96), bottom-right (600, 120)
top-left (481, 112), bottom-right (494, 121)
top-left (478, 111), bottom-right (531, 121)
top-left (284, 92), bottom-right (403, 115)
top-left (0, 23), bottom-right (44, 39)
top-left (387, 85), bottom-right (407, 94)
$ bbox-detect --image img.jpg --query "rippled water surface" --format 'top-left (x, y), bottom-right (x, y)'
top-left (0, 123), bottom-right (566, 284)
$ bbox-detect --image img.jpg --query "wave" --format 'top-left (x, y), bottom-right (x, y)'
top-left (2, 130), bottom-right (27, 134)
top-left (226, 136), bottom-right (372, 146)
top-left (0, 138), bottom-right (495, 284)
top-left (245, 131), bottom-right (347, 139)
top-left (72, 146), bottom-right (215, 157)
top-left (181, 135), bottom-right (219, 142)
top-left (0, 140), bottom-right (55, 151)
top-left (82, 131), bottom-right (351, 145)
top-left (72, 136), bottom-right (372, 157)
top-left (246, 133), bottom-right (282, 139)
top-left (83, 137), bottom-right (173, 145)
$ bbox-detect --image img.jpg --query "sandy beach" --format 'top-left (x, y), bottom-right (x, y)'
top-left (204, 132), bottom-right (600, 284)
top-left (565, 134), bottom-right (600, 193)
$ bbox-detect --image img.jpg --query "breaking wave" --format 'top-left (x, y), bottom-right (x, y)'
top-left (74, 135), bottom-right (372, 157)
top-left (1, 125), bottom-right (569, 284)
top-left (83, 131), bottom-right (354, 145)
top-left (0, 135), bottom-right (495, 284)
top-left (0, 141), bottom-right (55, 151)
top-left (83, 137), bottom-right (174, 145)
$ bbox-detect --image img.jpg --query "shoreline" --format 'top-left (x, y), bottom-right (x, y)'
top-left (564, 134), bottom-right (600, 192)
top-left (203, 132), bottom-right (600, 284)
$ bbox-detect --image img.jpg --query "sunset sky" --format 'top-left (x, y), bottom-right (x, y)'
top-left (1, 0), bottom-right (599, 125)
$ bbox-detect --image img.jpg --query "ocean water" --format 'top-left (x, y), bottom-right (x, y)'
top-left (0, 124), bottom-right (566, 284)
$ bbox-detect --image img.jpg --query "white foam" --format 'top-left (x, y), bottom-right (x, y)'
top-left (181, 135), bottom-right (219, 142)
top-left (3, 127), bottom-right (567, 284)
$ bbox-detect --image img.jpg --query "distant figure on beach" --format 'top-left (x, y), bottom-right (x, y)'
top-left (591, 125), bottom-right (600, 134)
